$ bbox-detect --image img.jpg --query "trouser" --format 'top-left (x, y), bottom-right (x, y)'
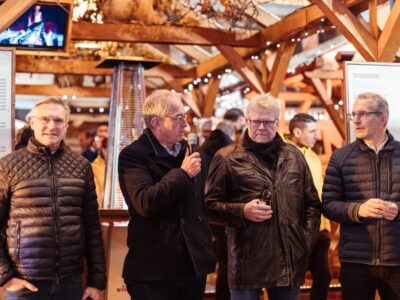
top-left (340, 262), bottom-right (400, 300)
top-left (125, 276), bottom-right (206, 300)
top-left (308, 230), bottom-right (331, 300)
top-left (231, 285), bottom-right (300, 300)
top-left (2, 275), bottom-right (83, 300)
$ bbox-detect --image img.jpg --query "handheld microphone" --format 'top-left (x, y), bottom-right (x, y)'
top-left (187, 133), bottom-right (198, 154)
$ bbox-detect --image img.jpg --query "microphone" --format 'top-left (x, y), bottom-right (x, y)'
top-left (187, 133), bottom-right (198, 154)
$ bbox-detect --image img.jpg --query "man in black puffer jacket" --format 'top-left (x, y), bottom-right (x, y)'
top-left (323, 92), bottom-right (400, 300)
top-left (0, 97), bottom-right (106, 300)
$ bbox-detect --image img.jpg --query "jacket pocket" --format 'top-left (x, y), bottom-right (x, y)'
top-left (16, 221), bottom-right (21, 264)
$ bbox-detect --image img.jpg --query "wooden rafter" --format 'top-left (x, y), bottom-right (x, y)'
top-left (309, 0), bottom-right (377, 61)
top-left (218, 45), bottom-right (265, 94)
top-left (202, 77), bottom-right (221, 118)
top-left (309, 77), bottom-right (345, 138)
top-left (378, 0), bottom-right (400, 61)
top-left (16, 85), bottom-right (111, 98)
top-left (266, 42), bottom-right (297, 97)
top-left (0, 0), bottom-right (36, 33)
top-left (72, 22), bottom-right (259, 47)
top-left (304, 69), bottom-right (343, 79)
top-left (369, 0), bottom-right (379, 39)
top-left (15, 56), bottom-right (196, 78)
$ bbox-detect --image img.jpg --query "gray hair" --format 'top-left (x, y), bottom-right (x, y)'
top-left (246, 93), bottom-right (280, 120)
top-left (31, 97), bottom-right (71, 121)
top-left (216, 120), bottom-right (234, 138)
top-left (355, 92), bottom-right (389, 116)
top-left (142, 89), bottom-right (184, 127)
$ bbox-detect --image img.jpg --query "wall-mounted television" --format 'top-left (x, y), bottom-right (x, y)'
top-left (0, 0), bottom-right (72, 55)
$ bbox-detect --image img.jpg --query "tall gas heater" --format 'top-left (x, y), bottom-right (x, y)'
top-left (97, 58), bottom-right (159, 209)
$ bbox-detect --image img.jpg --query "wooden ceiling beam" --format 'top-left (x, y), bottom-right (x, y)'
top-left (309, 0), bottom-right (377, 61)
top-left (309, 77), bottom-right (345, 138)
top-left (378, 0), bottom-right (400, 62)
top-left (304, 68), bottom-right (343, 79)
top-left (0, 0), bottom-right (36, 33)
top-left (72, 21), bottom-right (259, 47)
top-left (217, 45), bottom-right (265, 94)
top-left (267, 41), bottom-right (297, 97)
top-left (202, 77), bottom-right (221, 118)
top-left (15, 56), bottom-right (196, 78)
top-left (16, 84), bottom-right (111, 98)
top-left (369, 0), bottom-right (379, 39)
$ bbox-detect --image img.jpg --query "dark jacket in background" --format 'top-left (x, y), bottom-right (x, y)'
top-left (322, 132), bottom-right (400, 265)
top-left (200, 128), bottom-right (233, 178)
top-left (205, 133), bottom-right (321, 289)
top-left (0, 139), bottom-right (106, 289)
top-left (118, 129), bottom-right (216, 282)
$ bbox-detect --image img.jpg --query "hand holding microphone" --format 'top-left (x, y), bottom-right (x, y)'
top-left (181, 133), bottom-right (201, 178)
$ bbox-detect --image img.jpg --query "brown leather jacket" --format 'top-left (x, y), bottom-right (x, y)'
top-left (205, 136), bottom-right (320, 289)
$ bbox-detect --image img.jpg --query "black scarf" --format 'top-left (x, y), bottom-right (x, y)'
top-left (242, 130), bottom-right (283, 169)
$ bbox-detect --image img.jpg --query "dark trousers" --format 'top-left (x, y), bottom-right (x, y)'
top-left (340, 262), bottom-right (400, 300)
top-left (2, 275), bottom-right (83, 300)
top-left (212, 225), bottom-right (230, 300)
top-left (308, 230), bottom-right (331, 300)
top-left (125, 276), bottom-right (206, 300)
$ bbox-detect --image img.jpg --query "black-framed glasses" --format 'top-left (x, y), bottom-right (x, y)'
top-left (164, 114), bottom-right (187, 125)
top-left (31, 116), bottom-right (66, 127)
top-left (347, 111), bottom-right (382, 121)
top-left (248, 119), bottom-right (276, 127)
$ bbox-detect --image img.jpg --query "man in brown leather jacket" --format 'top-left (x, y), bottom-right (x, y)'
top-left (205, 93), bottom-right (321, 300)
top-left (0, 97), bottom-right (106, 300)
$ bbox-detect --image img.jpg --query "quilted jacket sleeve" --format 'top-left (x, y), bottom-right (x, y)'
top-left (0, 160), bottom-right (17, 286)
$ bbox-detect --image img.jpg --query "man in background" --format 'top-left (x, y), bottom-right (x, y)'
top-left (0, 97), bottom-right (106, 300)
top-left (78, 131), bottom-right (97, 162)
top-left (223, 108), bottom-right (246, 141)
top-left (118, 90), bottom-right (215, 300)
top-left (289, 113), bottom-right (331, 300)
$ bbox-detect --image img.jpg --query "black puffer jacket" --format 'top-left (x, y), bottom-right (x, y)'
top-left (205, 134), bottom-right (321, 289)
top-left (322, 132), bottom-right (400, 265)
top-left (0, 139), bottom-right (106, 289)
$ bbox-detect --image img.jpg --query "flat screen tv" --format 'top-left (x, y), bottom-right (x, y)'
top-left (0, 0), bottom-right (72, 55)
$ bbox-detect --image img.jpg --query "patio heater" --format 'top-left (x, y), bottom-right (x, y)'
top-left (97, 57), bottom-right (159, 209)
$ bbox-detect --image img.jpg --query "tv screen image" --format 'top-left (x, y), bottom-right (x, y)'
top-left (0, 3), bottom-right (69, 50)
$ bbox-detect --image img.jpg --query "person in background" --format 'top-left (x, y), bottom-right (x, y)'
top-left (15, 125), bottom-right (33, 150)
top-left (0, 97), bottom-right (106, 300)
top-left (92, 137), bottom-right (107, 208)
top-left (205, 93), bottom-right (321, 300)
top-left (79, 131), bottom-right (97, 162)
top-left (94, 122), bottom-right (108, 151)
top-left (288, 113), bottom-right (331, 300)
top-left (223, 108), bottom-right (246, 142)
top-left (199, 119), bottom-right (234, 300)
top-left (118, 89), bottom-right (215, 300)
top-left (323, 92), bottom-right (400, 300)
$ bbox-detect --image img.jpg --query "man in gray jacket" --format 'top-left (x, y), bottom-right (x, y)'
top-left (0, 97), bottom-right (106, 300)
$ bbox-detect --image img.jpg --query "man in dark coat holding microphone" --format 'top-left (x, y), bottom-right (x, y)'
top-left (118, 89), bottom-right (215, 300)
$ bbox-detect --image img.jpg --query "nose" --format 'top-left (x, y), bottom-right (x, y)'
top-left (258, 122), bottom-right (266, 129)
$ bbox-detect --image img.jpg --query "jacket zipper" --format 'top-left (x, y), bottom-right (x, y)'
top-left (48, 156), bottom-right (60, 282)
top-left (16, 221), bottom-right (21, 264)
top-left (375, 155), bottom-right (381, 266)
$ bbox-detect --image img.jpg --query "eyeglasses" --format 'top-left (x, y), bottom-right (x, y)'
top-left (31, 116), bottom-right (66, 127)
top-left (347, 111), bottom-right (382, 121)
top-left (164, 114), bottom-right (187, 125)
top-left (248, 119), bottom-right (276, 127)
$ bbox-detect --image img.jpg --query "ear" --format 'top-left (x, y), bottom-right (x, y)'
top-left (150, 117), bottom-right (160, 130)
top-left (293, 128), bottom-right (302, 138)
